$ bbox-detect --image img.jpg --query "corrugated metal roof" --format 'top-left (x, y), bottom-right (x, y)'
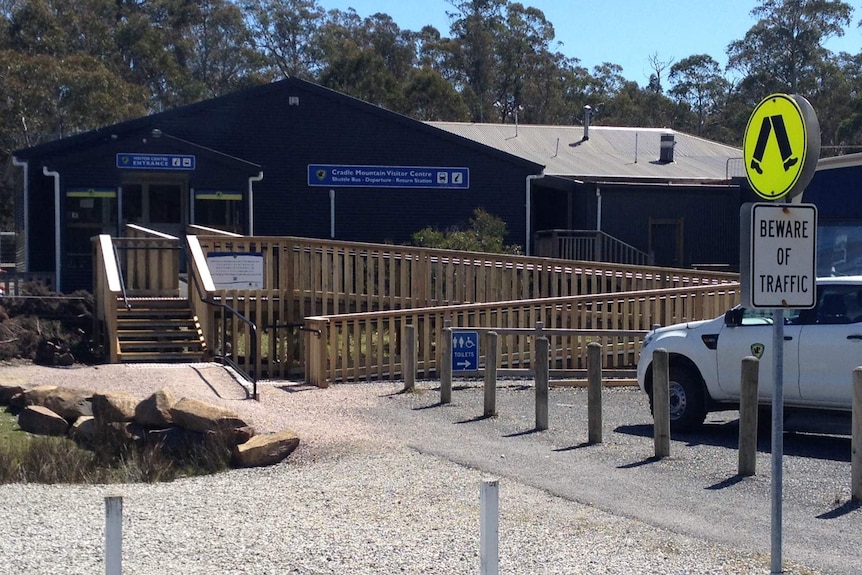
top-left (428, 122), bottom-right (743, 182)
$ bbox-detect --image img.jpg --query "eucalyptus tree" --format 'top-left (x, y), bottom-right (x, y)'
top-left (315, 9), bottom-right (418, 112)
top-left (726, 0), bottom-right (854, 97)
top-left (668, 54), bottom-right (730, 137)
top-left (240, 0), bottom-right (325, 80)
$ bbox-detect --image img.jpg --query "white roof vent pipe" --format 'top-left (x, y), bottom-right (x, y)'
top-left (582, 105), bottom-right (592, 141)
top-left (659, 133), bottom-right (676, 163)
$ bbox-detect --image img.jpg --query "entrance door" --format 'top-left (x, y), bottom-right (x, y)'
top-left (121, 181), bottom-right (186, 237)
top-left (64, 187), bottom-right (118, 290)
top-left (649, 218), bottom-right (684, 268)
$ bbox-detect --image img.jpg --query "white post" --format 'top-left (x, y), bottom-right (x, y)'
top-left (105, 495), bottom-right (123, 575)
top-left (853, 368), bottom-right (862, 501)
top-left (480, 478), bottom-right (499, 575)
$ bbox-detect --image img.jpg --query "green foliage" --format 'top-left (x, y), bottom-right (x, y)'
top-left (411, 208), bottom-right (522, 254)
top-left (0, 0), bottom-right (859, 159)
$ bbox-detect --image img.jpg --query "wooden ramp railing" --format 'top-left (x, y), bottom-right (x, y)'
top-left (303, 283), bottom-right (741, 387)
top-left (90, 233), bottom-right (741, 381)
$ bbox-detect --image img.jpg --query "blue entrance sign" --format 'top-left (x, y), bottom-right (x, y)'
top-left (452, 330), bottom-right (479, 371)
top-left (308, 164), bottom-right (469, 189)
top-left (117, 153), bottom-right (196, 170)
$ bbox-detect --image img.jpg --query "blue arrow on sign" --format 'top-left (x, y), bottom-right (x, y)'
top-left (452, 331), bottom-right (479, 371)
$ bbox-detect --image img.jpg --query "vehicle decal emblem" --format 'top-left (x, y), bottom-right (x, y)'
top-left (750, 343), bottom-right (765, 359)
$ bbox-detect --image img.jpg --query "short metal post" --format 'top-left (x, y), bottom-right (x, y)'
top-left (739, 356), bottom-right (759, 477)
top-left (853, 368), bottom-right (862, 501)
top-left (653, 348), bottom-right (670, 458)
top-left (484, 332), bottom-right (498, 417)
top-left (402, 324), bottom-right (416, 392)
top-left (587, 342), bottom-right (603, 444)
top-left (441, 327), bottom-right (452, 404)
top-left (105, 495), bottom-right (123, 575)
top-left (480, 478), bottom-right (499, 575)
top-left (535, 336), bottom-right (549, 431)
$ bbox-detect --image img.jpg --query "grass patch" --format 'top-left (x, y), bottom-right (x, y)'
top-left (0, 409), bottom-right (233, 485)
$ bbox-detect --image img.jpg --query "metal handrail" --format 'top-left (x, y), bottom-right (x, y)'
top-left (111, 243), bottom-right (132, 310)
top-left (185, 244), bottom-right (260, 400)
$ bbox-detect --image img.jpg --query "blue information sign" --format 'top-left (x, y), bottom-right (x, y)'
top-left (117, 153), bottom-right (196, 170)
top-left (452, 330), bottom-right (479, 371)
top-left (308, 164), bottom-right (469, 189)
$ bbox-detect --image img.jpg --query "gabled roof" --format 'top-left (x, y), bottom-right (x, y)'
top-left (816, 151), bottom-right (862, 171)
top-left (14, 78), bottom-right (543, 174)
top-left (428, 122), bottom-right (743, 183)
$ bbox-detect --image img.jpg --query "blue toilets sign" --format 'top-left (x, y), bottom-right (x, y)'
top-left (452, 330), bottom-right (479, 371)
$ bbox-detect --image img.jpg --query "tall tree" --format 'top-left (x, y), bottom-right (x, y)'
top-left (726, 0), bottom-right (854, 96)
top-left (241, 0), bottom-right (325, 80)
top-left (668, 54), bottom-right (730, 137)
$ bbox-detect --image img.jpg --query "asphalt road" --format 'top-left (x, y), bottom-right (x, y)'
top-left (363, 381), bottom-right (861, 574)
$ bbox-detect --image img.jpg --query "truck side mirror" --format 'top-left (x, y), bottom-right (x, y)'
top-left (724, 308), bottom-right (743, 327)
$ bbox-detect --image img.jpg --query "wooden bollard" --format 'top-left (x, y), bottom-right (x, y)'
top-left (653, 348), bottom-right (670, 458)
top-left (853, 368), bottom-right (862, 501)
top-left (587, 342), bottom-right (603, 444)
top-left (402, 324), bottom-right (416, 392)
top-left (738, 356), bottom-right (759, 477)
top-left (441, 327), bottom-right (453, 404)
top-left (535, 336), bottom-right (549, 431)
top-left (484, 332), bottom-right (498, 417)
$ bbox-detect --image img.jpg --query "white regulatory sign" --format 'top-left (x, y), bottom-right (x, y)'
top-left (740, 202), bottom-right (817, 308)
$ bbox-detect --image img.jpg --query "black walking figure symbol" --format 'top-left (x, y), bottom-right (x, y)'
top-left (750, 114), bottom-right (798, 175)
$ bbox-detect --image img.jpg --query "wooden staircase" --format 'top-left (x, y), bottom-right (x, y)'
top-left (116, 297), bottom-right (207, 363)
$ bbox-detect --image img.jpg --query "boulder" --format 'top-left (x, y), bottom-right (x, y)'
top-left (102, 421), bottom-right (146, 447)
top-left (135, 388), bottom-right (176, 428)
top-left (69, 416), bottom-right (97, 443)
top-left (18, 405), bottom-right (69, 436)
top-left (91, 391), bottom-right (138, 423)
top-left (0, 382), bottom-right (26, 405)
top-left (19, 385), bottom-right (58, 408)
top-left (42, 387), bottom-right (93, 421)
top-left (232, 430), bottom-right (300, 468)
top-left (170, 397), bottom-right (248, 434)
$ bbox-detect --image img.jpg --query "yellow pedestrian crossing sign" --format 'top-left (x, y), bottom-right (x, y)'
top-left (743, 93), bottom-right (820, 201)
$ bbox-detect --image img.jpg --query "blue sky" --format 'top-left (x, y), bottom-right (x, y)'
top-left (319, 0), bottom-right (861, 85)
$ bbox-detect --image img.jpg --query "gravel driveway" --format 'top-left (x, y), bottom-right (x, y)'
top-left (0, 362), bottom-right (858, 574)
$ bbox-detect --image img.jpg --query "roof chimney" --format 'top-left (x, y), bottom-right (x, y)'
top-left (659, 133), bottom-right (675, 163)
top-left (583, 105), bottom-right (592, 140)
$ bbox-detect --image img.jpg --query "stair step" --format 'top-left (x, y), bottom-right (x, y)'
top-left (118, 351), bottom-right (206, 362)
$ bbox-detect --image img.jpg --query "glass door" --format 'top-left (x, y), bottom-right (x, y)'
top-left (121, 181), bottom-right (186, 237)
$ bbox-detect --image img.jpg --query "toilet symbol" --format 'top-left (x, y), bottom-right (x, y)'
top-left (749, 114), bottom-right (798, 176)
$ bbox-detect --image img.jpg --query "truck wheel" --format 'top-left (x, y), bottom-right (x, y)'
top-left (650, 366), bottom-right (707, 432)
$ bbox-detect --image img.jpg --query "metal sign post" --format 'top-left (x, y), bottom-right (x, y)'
top-left (741, 93), bottom-right (820, 575)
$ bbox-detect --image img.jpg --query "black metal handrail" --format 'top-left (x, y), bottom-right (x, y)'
top-left (186, 244), bottom-right (260, 400)
top-left (111, 243), bottom-right (132, 310)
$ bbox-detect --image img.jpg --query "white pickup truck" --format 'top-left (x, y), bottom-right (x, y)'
top-left (637, 276), bottom-right (862, 431)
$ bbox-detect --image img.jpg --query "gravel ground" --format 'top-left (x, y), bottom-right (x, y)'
top-left (0, 362), bottom-right (851, 574)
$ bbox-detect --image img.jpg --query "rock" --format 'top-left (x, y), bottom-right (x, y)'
top-left (135, 388), bottom-right (176, 428)
top-left (18, 405), bottom-right (70, 436)
top-left (20, 385), bottom-right (58, 408)
top-left (0, 382), bottom-right (26, 405)
top-left (232, 430), bottom-right (300, 468)
top-left (170, 397), bottom-right (248, 434)
top-left (69, 416), bottom-right (97, 443)
top-left (233, 425), bottom-right (256, 445)
top-left (42, 387), bottom-right (93, 421)
top-left (91, 391), bottom-right (138, 423)
top-left (102, 422), bottom-right (146, 447)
